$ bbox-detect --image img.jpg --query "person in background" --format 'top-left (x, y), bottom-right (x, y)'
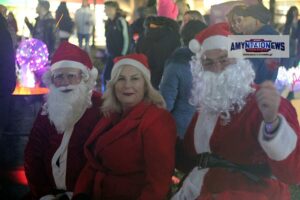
top-left (7, 12), bottom-right (17, 34)
top-left (7, 11), bottom-right (18, 48)
top-left (160, 20), bottom-right (207, 139)
top-left (282, 6), bottom-right (300, 69)
top-left (0, 5), bottom-right (18, 48)
top-left (235, 3), bottom-right (280, 84)
top-left (25, 0), bottom-right (56, 57)
top-left (136, 16), bottom-right (181, 89)
top-left (102, 1), bottom-right (130, 92)
top-left (55, 1), bottom-right (74, 43)
top-left (130, 6), bottom-right (153, 52)
top-left (130, 7), bottom-right (147, 46)
top-left (180, 10), bottom-right (206, 32)
top-left (175, 0), bottom-right (190, 22)
top-left (24, 42), bottom-right (101, 200)
top-left (226, 4), bottom-right (246, 34)
top-left (0, 14), bottom-right (16, 134)
top-left (0, 4), bottom-right (7, 17)
top-left (73, 53), bottom-right (176, 200)
top-left (75, 0), bottom-right (95, 53)
top-left (172, 22), bottom-right (300, 200)
top-left (157, 0), bottom-right (178, 20)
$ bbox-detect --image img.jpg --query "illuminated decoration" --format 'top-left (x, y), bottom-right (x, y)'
top-left (14, 38), bottom-right (49, 95)
top-left (0, 167), bottom-right (28, 186)
top-left (13, 83), bottom-right (49, 95)
top-left (275, 65), bottom-right (300, 93)
top-left (16, 38), bottom-right (49, 72)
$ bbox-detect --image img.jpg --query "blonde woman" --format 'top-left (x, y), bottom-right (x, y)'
top-left (73, 53), bottom-right (176, 200)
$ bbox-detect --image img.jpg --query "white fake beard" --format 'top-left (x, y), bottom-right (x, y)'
top-left (46, 82), bottom-right (92, 133)
top-left (190, 58), bottom-right (255, 124)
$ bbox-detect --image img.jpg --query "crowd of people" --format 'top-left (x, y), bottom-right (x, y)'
top-left (0, 0), bottom-right (300, 200)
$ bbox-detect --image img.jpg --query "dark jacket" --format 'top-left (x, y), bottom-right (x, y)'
top-left (25, 12), bottom-right (56, 56)
top-left (56, 13), bottom-right (74, 34)
top-left (160, 47), bottom-right (196, 138)
top-left (0, 15), bottom-right (16, 131)
top-left (249, 25), bottom-right (280, 84)
top-left (0, 17), bottom-right (16, 97)
top-left (105, 16), bottom-right (130, 57)
top-left (137, 16), bottom-right (181, 89)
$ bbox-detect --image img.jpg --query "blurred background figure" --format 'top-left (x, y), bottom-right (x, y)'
top-left (0, 4), bottom-right (7, 17)
top-left (0, 5), bottom-right (18, 48)
top-left (235, 3), bottom-right (280, 84)
top-left (160, 20), bottom-right (207, 139)
top-left (226, 5), bottom-right (246, 34)
top-left (75, 0), bottom-right (95, 53)
top-left (102, 1), bottom-right (130, 92)
top-left (24, 0), bottom-right (56, 57)
top-left (136, 16), bottom-right (181, 89)
top-left (175, 0), bottom-right (190, 22)
top-left (281, 6), bottom-right (300, 69)
top-left (55, 1), bottom-right (74, 44)
top-left (157, 0), bottom-right (179, 20)
top-left (130, 7), bottom-right (150, 52)
top-left (0, 14), bottom-right (16, 134)
top-left (7, 12), bottom-right (18, 36)
top-left (209, 1), bottom-right (246, 25)
top-left (180, 10), bottom-right (206, 32)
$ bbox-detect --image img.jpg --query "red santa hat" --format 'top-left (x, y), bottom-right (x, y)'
top-left (189, 22), bottom-right (232, 55)
top-left (112, 53), bottom-right (150, 80)
top-left (50, 41), bottom-right (98, 79)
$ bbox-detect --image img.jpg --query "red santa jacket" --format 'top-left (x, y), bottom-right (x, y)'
top-left (24, 91), bottom-right (102, 199)
top-left (74, 101), bottom-right (177, 200)
top-left (177, 94), bottom-right (300, 200)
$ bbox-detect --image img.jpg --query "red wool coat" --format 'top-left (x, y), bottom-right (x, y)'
top-left (24, 92), bottom-right (102, 199)
top-left (182, 94), bottom-right (300, 200)
top-left (74, 101), bottom-right (177, 200)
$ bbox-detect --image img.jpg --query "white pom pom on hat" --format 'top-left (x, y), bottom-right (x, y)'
top-left (189, 39), bottom-right (202, 54)
top-left (189, 22), bottom-right (232, 54)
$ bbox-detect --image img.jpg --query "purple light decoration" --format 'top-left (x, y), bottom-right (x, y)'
top-left (275, 65), bottom-right (300, 93)
top-left (16, 38), bottom-right (49, 72)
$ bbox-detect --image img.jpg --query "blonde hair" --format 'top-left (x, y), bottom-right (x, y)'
top-left (101, 65), bottom-right (166, 113)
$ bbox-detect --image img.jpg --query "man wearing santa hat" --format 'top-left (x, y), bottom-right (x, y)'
top-left (24, 42), bottom-right (102, 200)
top-left (172, 23), bottom-right (300, 200)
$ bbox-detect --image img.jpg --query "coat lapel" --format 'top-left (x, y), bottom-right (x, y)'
top-left (85, 101), bottom-right (151, 157)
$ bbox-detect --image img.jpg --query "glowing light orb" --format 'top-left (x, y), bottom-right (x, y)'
top-left (275, 65), bottom-right (300, 93)
top-left (16, 38), bottom-right (49, 72)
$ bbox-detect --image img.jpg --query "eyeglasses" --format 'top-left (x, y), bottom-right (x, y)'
top-left (201, 56), bottom-right (232, 68)
top-left (52, 72), bottom-right (82, 83)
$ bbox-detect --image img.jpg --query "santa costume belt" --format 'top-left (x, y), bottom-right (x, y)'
top-left (195, 152), bottom-right (272, 183)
